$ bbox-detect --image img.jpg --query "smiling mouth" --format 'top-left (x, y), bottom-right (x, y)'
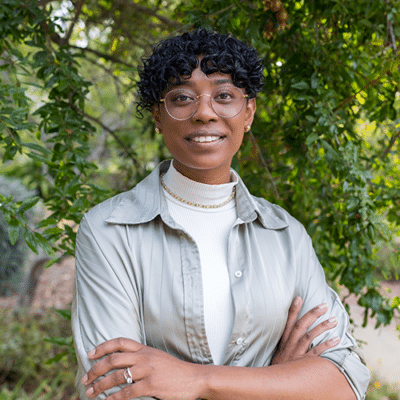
top-left (186, 135), bottom-right (226, 143)
top-left (192, 136), bottom-right (222, 143)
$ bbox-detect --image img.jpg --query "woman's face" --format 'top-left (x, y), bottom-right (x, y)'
top-left (152, 64), bottom-right (256, 184)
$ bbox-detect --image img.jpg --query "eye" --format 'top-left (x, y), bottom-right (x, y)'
top-left (217, 93), bottom-right (232, 100)
top-left (168, 91), bottom-right (196, 106)
top-left (214, 88), bottom-right (237, 103)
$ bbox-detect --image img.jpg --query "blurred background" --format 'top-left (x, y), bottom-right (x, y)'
top-left (1, 0), bottom-right (399, 398)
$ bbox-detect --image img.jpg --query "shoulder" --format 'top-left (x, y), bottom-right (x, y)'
top-left (77, 190), bottom-right (134, 241)
top-left (82, 162), bottom-right (167, 228)
top-left (84, 191), bottom-right (130, 223)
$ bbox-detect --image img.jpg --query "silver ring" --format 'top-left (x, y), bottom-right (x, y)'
top-left (124, 367), bottom-right (133, 384)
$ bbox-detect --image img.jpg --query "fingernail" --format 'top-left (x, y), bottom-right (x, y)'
top-left (88, 349), bottom-right (96, 357)
top-left (330, 336), bottom-right (340, 345)
top-left (329, 317), bottom-right (338, 325)
top-left (294, 296), bottom-right (302, 306)
top-left (318, 303), bottom-right (328, 310)
top-left (86, 387), bottom-right (94, 396)
top-left (81, 374), bottom-right (88, 384)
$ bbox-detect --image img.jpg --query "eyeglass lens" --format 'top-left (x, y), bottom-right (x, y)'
top-left (164, 86), bottom-right (246, 120)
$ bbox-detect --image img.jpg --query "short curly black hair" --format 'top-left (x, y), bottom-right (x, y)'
top-left (136, 28), bottom-right (264, 114)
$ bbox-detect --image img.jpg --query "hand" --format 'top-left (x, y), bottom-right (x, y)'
top-left (81, 338), bottom-right (204, 400)
top-left (270, 297), bottom-right (340, 365)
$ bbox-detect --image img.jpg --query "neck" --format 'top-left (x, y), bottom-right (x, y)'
top-left (172, 160), bottom-right (232, 184)
top-left (162, 162), bottom-right (238, 209)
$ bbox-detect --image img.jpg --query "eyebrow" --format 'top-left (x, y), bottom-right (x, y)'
top-left (175, 78), bottom-right (233, 87)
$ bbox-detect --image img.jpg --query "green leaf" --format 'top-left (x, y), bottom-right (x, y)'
top-left (305, 115), bottom-right (316, 122)
top-left (45, 351), bottom-right (69, 365)
top-left (311, 73), bottom-right (319, 89)
top-left (24, 229), bottom-right (38, 254)
top-left (18, 196), bottom-right (40, 214)
top-left (55, 308), bottom-right (72, 320)
top-left (34, 232), bottom-right (55, 255)
top-left (44, 336), bottom-right (73, 346)
top-left (22, 142), bottom-right (52, 156)
top-left (43, 226), bottom-right (63, 237)
top-left (7, 225), bottom-right (20, 245)
top-left (347, 197), bottom-right (359, 211)
top-left (87, 183), bottom-right (111, 194)
top-left (27, 152), bottom-right (49, 163)
top-left (45, 256), bottom-right (62, 269)
top-left (391, 296), bottom-right (400, 309)
top-left (36, 217), bottom-right (58, 229)
top-left (305, 133), bottom-right (318, 146)
top-left (291, 81), bottom-right (310, 90)
top-left (8, 46), bottom-right (23, 59)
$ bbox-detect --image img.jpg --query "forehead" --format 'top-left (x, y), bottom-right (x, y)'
top-left (170, 67), bottom-right (233, 90)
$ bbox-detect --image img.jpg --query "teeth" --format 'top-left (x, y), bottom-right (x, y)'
top-left (192, 136), bottom-right (220, 142)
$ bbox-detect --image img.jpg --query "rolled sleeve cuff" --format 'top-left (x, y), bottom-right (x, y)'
top-left (322, 348), bottom-right (370, 400)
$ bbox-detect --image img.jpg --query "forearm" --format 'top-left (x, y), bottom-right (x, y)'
top-left (197, 358), bottom-right (356, 400)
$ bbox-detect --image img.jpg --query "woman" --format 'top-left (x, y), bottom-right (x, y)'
top-left (72, 29), bottom-right (370, 400)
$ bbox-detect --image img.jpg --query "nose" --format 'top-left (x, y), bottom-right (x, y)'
top-left (192, 94), bottom-right (218, 122)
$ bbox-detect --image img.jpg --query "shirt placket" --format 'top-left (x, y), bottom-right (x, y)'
top-left (224, 220), bottom-right (252, 365)
top-left (179, 230), bottom-right (214, 364)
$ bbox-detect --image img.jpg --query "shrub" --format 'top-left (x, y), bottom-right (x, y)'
top-left (366, 371), bottom-right (400, 400)
top-left (0, 308), bottom-right (78, 399)
top-left (0, 176), bottom-right (43, 296)
top-left (373, 237), bottom-right (400, 281)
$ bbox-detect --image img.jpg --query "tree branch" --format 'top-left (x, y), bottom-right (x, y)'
top-left (87, 130), bottom-right (107, 162)
top-left (86, 56), bottom-right (126, 87)
top-left (164, 3), bottom-right (238, 38)
top-left (381, 130), bottom-right (400, 160)
top-left (80, 111), bottom-right (140, 168)
top-left (69, 45), bottom-right (136, 68)
top-left (37, 0), bottom-right (56, 6)
top-left (114, 0), bottom-right (180, 28)
top-left (387, 18), bottom-right (398, 56)
top-left (333, 77), bottom-right (381, 113)
top-left (63, 0), bottom-right (86, 45)
top-left (249, 130), bottom-right (281, 200)
top-left (333, 50), bottom-right (400, 114)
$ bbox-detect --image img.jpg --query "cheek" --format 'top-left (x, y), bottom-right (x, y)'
top-left (229, 121), bottom-right (245, 141)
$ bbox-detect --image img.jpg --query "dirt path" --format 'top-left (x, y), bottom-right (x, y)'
top-left (346, 282), bottom-right (400, 391)
top-left (0, 256), bottom-right (75, 311)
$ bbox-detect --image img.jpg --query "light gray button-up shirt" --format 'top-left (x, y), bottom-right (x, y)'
top-left (72, 160), bottom-right (370, 400)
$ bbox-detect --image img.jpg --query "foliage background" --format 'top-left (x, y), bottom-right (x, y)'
top-left (0, 0), bottom-right (400, 396)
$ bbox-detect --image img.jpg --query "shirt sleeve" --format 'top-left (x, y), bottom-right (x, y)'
top-left (72, 212), bottom-right (155, 400)
top-left (293, 226), bottom-right (370, 400)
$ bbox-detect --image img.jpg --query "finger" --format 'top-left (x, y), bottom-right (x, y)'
top-left (88, 337), bottom-right (143, 359)
top-left (295, 316), bottom-right (338, 354)
top-left (105, 380), bottom-right (146, 400)
top-left (280, 297), bottom-right (303, 345)
top-left (83, 352), bottom-right (136, 386)
top-left (86, 369), bottom-right (126, 398)
top-left (304, 316), bottom-right (338, 345)
top-left (292, 302), bottom-right (329, 337)
top-left (305, 336), bottom-right (341, 357)
top-left (282, 302), bottom-right (329, 355)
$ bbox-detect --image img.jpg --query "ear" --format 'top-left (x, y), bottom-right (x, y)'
top-left (244, 97), bottom-right (256, 129)
top-left (151, 104), bottom-right (162, 133)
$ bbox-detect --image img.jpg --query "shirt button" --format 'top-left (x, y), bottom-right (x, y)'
top-left (236, 337), bottom-right (244, 345)
top-left (234, 271), bottom-right (242, 278)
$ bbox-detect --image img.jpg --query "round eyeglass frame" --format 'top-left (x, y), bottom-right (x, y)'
top-left (159, 87), bottom-right (249, 121)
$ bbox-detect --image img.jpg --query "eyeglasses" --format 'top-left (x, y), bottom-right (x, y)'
top-left (160, 86), bottom-right (248, 121)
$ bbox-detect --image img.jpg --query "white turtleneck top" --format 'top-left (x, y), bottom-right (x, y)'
top-left (162, 163), bottom-right (238, 365)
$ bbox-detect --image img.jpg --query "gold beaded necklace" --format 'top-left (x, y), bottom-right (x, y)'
top-left (160, 173), bottom-right (236, 209)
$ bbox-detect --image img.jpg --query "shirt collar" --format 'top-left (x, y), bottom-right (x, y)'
top-left (105, 160), bottom-right (288, 230)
